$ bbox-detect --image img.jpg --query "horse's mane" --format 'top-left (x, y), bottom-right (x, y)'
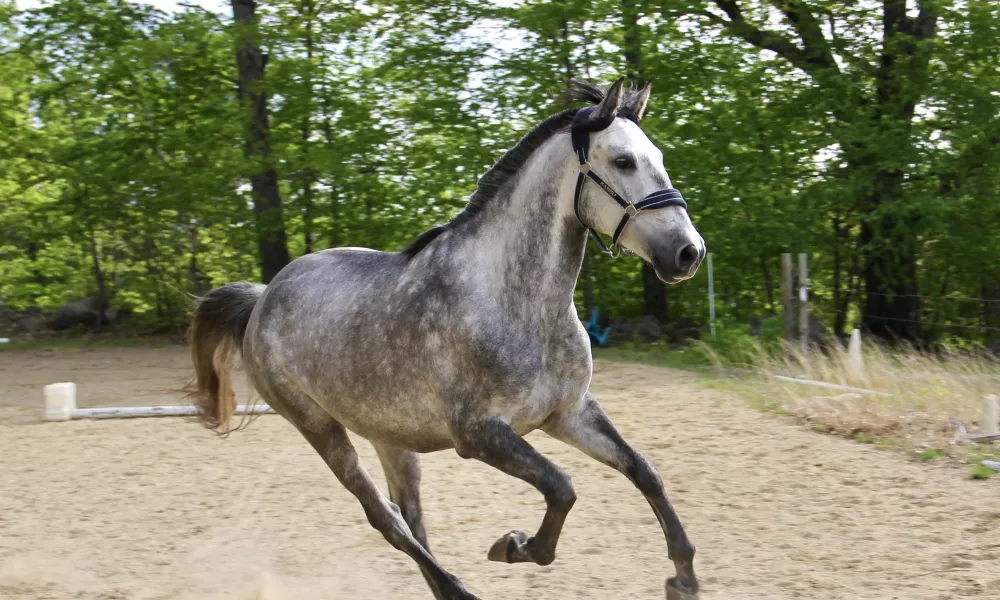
top-left (400, 80), bottom-right (646, 257)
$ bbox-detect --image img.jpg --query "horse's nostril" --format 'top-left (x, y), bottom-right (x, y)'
top-left (676, 244), bottom-right (699, 271)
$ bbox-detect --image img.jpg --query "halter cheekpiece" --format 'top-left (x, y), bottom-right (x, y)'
top-left (571, 106), bottom-right (688, 257)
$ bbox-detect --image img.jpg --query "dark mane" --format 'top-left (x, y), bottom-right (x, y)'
top-left (401, 79), bottom-right (648, 257)
top-left (399, 108), bottom-right (577, 256)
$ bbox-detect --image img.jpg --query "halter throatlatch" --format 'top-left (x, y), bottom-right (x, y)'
top-left (571, 106), bottom-right (688, 257)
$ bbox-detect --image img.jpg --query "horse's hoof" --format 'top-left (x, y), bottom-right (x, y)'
top-left (666, 575), bottom-right (700, 600)
top-left (487, 529), bottom-right (530, 562)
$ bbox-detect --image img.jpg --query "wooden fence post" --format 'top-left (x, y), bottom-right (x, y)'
top-left (781, 253), bottom-right (793, 343)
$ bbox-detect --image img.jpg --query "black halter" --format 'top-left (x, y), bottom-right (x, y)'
top-left (571, 107), bottom-right (688, 257)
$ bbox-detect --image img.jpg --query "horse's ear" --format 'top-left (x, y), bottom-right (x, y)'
top-left (624, 80), bottom-right (652, 121)
top-left (584, 77), bottom-right (625, 127)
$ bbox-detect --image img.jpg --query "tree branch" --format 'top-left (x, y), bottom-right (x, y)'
top-left (818, 7), bottom-right (877, 76)
top-left (709, 0), bottom-right (837, 78)
top-left (910, 0), bottom-right (938, 40)
top-left (177, 2), bottom-right (229, 30)
top-left (767, 0), bottom-right (839, 72)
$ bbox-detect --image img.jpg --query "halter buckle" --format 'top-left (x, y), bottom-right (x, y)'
top-left (578, 162), bottom-right (591, 174)
top-left (624, 204), bottom-right (638, 217)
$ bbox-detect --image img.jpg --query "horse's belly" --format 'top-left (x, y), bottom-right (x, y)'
top-left (316, 391), bottom-right (457, 453)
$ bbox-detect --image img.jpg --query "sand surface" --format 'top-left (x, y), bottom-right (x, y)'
top-left (1, 346), bottom-right (998, 600)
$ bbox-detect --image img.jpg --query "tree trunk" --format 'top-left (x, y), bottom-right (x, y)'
top-left (188, 224), bottom-right (205, 294)
top-left (143, 236), bottom-right (166, 320)
top-left (621, 0), bottom-right (642, 78)
top-left (860, 177), bottom-right (920, 341)
top-left (87, 228), bottom-right (107, 327)
top-left (984, 282), bottom-right (1000, 344)
top-left (857, 1), bottom-right (933, 343)
top-left (831, 213), bottom-right (850, 337)
top-left (301, 0), bottom-right (315, 255)
top-left (832, 219), bottom-right (843, 337)
top-left (756, 256), bottom-right (773, 313)
top-left (232, 0), bottom-right (290, 283)
top-left (621, 0), bottom-right (667, 322)
top-left (642, 263), bottom-right (669, 322)
top-left (321, 66), bottom-right (340, 249)
top-left (706, 1), bottom-right (937, 342)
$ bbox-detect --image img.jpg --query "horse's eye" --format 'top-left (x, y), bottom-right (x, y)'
top-left (614, 156), bottom-right (637, 170)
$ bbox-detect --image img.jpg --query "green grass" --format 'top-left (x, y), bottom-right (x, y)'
top-left (918, 448), bottom-right (946, 461)
top-left (0, 335), bottom-right (182, 352)
top-left (854, 432), bottom-right (877, 444)
top-left (592, 343), bottom-right (714, 371)
top-left (970, 464), bottom-right (995, 480)
top-left (593, 338), bottom-right (1000, 478)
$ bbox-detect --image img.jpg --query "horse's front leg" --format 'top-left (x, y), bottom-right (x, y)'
top-left (543, 392), bottom-right (699, 599)
top-left (452, 417), bottom-right (576, 566)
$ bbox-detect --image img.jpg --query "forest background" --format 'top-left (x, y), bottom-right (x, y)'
top-left (2, 0), bottom-right (998, 351)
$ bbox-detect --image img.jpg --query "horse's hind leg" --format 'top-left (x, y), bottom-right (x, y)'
top-left (375, 444), bottom-right (446, 600)
top-left (452, 417), bottom-right (576, 566)
top-left (274, 396), bottom-right (479, 600)
top-left (543, 392), bottom-right (698, 599)
top-left (374, 444), bottom-right (430, 550)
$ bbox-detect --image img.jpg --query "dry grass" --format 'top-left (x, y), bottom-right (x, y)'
top-left (699, 339), bottom-right (1000, 472)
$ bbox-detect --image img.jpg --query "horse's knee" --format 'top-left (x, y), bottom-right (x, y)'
top-left (629, 455), bottom-right (664, 497)
top-left (544, 467), bottom-right (577, 511)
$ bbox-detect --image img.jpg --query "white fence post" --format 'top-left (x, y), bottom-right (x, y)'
top-left (44, 382), bottom-right (77, 421)
top-left (982, 395), bottom-right (999, 436)
top-left (847, 328), bottom-right (864, 381)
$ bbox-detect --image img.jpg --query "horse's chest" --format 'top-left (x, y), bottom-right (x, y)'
top-left (502, 329), bottom-right (592, 434)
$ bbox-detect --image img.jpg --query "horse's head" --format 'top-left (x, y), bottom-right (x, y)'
top-left (571, 78), bottom-right (705, 284)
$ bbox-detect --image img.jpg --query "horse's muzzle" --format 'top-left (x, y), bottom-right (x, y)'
top-left (651, 239), bottom-right (705, 284)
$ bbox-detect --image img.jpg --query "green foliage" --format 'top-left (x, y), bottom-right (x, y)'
top-left (593, 342), bottom-right (713, 370)
top-left (969, 464), bottom-right (995, 480)
top-left (0, 0), bottom-right (998, 345)
top-left (918, 448), bottom-right (946, 461)
top-left (695, 323), bottom-right (784, 368)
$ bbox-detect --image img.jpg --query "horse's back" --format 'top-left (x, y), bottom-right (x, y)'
top-left (247, 246), bottom-right (410, 359)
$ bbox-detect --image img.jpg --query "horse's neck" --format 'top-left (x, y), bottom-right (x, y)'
top-left (463, 136), bottom-right (587, 317)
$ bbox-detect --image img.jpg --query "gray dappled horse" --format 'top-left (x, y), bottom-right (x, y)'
top-left (186, 78), bottom-right (705, 599)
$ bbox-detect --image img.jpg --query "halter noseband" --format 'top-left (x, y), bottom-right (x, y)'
top-left (571, 106), bottom-right (688, 257)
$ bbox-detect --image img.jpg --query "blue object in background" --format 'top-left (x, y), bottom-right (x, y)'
top-left (585, 308), bottom-right (612, 345)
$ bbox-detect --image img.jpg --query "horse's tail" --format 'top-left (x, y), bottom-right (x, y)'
top-left (185, 281), bottom-right (265, 433)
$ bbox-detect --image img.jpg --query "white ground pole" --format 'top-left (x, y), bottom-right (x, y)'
top-left (772, 375), bottom-right (892, 397)
top-left (43, 381), bottom-right (274, 421)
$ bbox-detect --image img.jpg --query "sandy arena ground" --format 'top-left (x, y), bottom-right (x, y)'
top-left (1, 346), bottom-right (999, 600)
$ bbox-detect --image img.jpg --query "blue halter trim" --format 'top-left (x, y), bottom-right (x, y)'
top-left (570, 106), bottom-right (688, 256)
